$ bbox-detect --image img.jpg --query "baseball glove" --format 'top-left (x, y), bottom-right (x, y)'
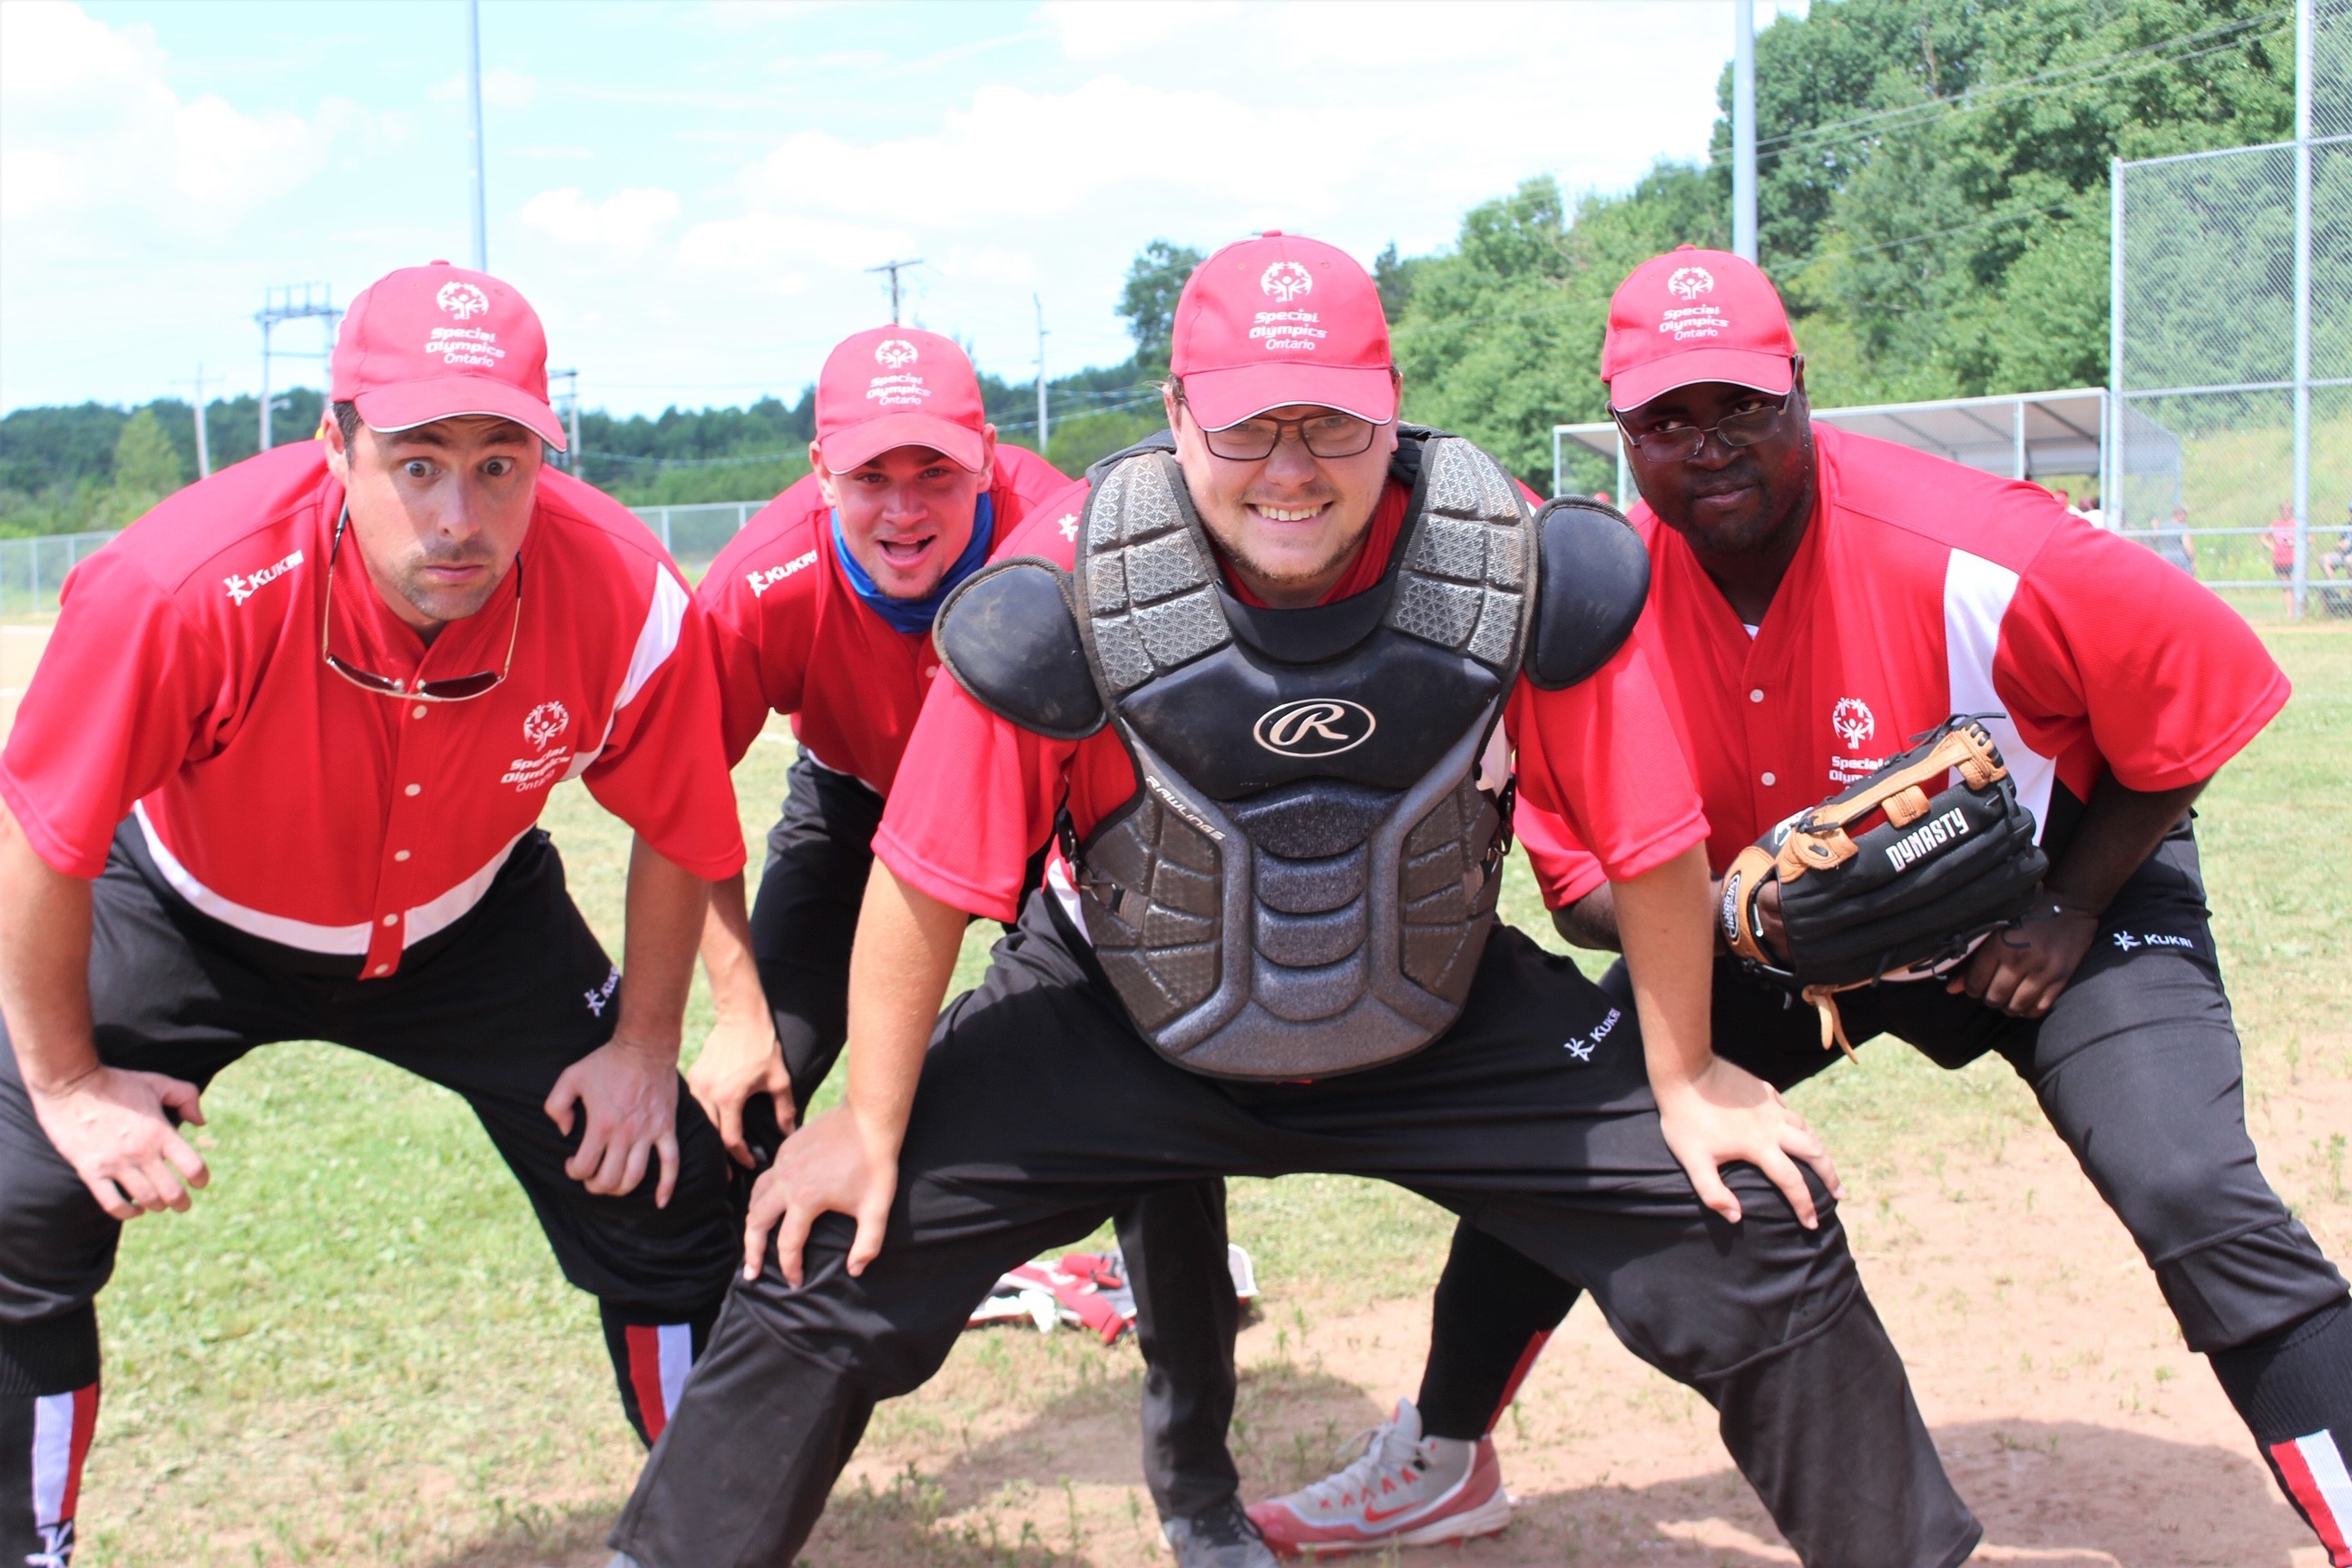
top-left (1718, 716), bottom-right (2049, 1055)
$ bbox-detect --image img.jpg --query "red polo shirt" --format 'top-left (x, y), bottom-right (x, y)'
top-left (1517, 423), bottom-right (2291, 901)
top-left (0, 443), bottom-right (746, 979)
top-left (699, 443), bottom-right (1070, 791)
top-left (875, 475), bottom-right (1706, 924)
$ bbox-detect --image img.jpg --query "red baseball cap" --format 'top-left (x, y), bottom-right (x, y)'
top-left (330, 262), bottom-right (566, 450)
top-left (814, 327), bottom-right (989, 474)
top-left (1601, 246), bottom-right (1797, 414)
top-left (1170, 231), bottom-right (1396, 431)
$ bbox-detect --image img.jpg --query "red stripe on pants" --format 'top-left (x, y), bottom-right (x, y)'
top-left (59, 1384), bottom-right (97, 1523)
top-left (624, 1325), bottom-right (670, 1444)
top-left (1482, 1331), bottom-right (1553, 1436)
top-left (2270, 1437), bottom-right (2352, 1565)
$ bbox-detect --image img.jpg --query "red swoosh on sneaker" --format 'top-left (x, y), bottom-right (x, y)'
top-left (1357, 1499), bottom-right (1431, 1526)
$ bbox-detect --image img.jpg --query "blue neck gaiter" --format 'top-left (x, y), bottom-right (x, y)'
top-left (830, 493), bottom-right (995, 635)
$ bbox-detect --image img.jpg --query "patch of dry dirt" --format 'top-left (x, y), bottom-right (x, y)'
top-left (421, 1076), bottom-right (2352, 1568)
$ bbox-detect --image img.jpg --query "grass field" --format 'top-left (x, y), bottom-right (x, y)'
top-left (32, 625), bottom-right (2351, 1567)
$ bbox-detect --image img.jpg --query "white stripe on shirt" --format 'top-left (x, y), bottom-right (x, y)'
top-left (1944, 548), bottom-right (2057, 842)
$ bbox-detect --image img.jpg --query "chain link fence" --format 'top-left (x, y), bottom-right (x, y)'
top-left (0, 502), bottom-right (764, 623)
top-left (629, 501), bottom-right (760, 575)
top-left (2112, 0), bottom-right (2352, 617)
top-left (0, 532), bottom-right (119, 619)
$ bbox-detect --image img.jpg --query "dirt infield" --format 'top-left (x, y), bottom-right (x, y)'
top-left (793, 1073), bottom-right (2350, 1568)
top-left (434, 1067), bottom-right (2349, 1567)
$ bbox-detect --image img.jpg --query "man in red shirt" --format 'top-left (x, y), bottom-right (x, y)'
top-left (0, 264), bottom-right (748, 1564)
top-left (688, 327), bottom-right (1250, 1545)
top-left (690, 326), bottom-right (1067, 1153)
top-left (1279, 248), bottom-right (2352, 1565)
top-left (608, 233), bottom-right (1977, 1568)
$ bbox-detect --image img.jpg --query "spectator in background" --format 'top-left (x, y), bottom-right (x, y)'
top-left (2156, 505), bottom-right (2198, 574)
top-left (2318, 504), bottom-right (2352, 621)
top-left (2268, 500), bottom-right (2299, 615)
top-left (2080, 492), bottom-right (2107, 531)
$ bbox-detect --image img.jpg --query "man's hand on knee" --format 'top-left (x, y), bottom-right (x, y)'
top-left (1653, 1056), bottom-right (1839, 1230)
top-left (29, 1065), bottom-right (210, 1220)
top-left (746, 1104), bottom-right (897, 1288)
top-left (545, 1036), bottom-right (682, 1208)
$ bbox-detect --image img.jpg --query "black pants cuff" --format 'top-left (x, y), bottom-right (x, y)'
top-left (0, 1308), bottom-right (100, 1397)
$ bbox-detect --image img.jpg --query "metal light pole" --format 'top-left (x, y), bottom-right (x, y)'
top-left (1034, 293), bottom-right (1050, 455)
top-left (1733, 0), bottom-right (1758, 261)
top-left (2109, 157), bottom-right (2126, 535)
top-left (466, 0), bottom-right (488, 272)
top-left (2291, 0), bottom-right (2313, 619)
top-left (179, 365), bottom-right (212, 477)
top-left (256, 285), bottom-right (341, 452)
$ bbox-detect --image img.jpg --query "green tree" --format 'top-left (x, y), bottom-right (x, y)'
top-left (103, 408), bottom-right (185, 522)
top-left (1391, 167), bottom-right (1726, 485)
top-left (1117, 240), bottom-right (1205, 365)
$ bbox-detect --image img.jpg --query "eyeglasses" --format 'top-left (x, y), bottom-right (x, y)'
top-left (1614, 387), bottom-right (1796, 463)
top-left (1177, 387), bottom-right (1386, 462)
top-left (320, 509), bottom-right (520, 701)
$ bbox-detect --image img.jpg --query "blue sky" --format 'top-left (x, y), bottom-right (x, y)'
top-left (2, 1), bottom-right (1800, 418)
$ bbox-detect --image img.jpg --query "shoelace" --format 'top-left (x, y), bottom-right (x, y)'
top-left (1294, 1420), bottom-right (1424, 1509)
top-left (1186, 1500), bottom-right (1265, 1546)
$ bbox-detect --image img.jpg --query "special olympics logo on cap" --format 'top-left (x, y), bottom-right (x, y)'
top-left (1260, 261), bottom-right (1314, 303)
top-left (1665, 267), bottom-right (1714, 301)
top-left (523, 701), bottom-right (571, 751)
top-left (436, 281), bottom-right (492, 319)
top-left (874, 338), bottom-right (919, 369)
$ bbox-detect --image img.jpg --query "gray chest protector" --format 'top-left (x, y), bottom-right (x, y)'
top-left (936, 428), bottom-right (1650, 1080)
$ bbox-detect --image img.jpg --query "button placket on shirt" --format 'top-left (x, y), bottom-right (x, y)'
top-left (364, 688), bottom-right (436, 978)
top-left (1738, 639), bottom-right (1796, 831)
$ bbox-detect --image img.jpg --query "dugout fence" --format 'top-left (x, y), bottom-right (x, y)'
top-left (2110, 0), bottom-right (2350, 614)
top-left (0, 503), bottom-right (765, 622)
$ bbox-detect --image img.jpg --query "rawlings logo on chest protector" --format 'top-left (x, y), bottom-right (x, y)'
top-left (1253, 699), bottom-right (1377, 758)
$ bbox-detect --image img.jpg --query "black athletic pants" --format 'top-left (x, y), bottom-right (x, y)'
top-left (611, 891), bottom-right (1982, 1568)
top-left (1416, 824), bottom-right (2352, 1556)
top-left (741, 753), bottom-right (1242, 1521)
top-left (0, 822), bottom-right (740, 1565)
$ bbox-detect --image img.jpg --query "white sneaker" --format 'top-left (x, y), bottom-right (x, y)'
top-left (1246, 1398), bottom-right (1511, 1558)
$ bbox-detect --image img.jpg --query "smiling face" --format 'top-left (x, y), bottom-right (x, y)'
top-left (1166, 389), bottom-right (1399, 608)
top-left (1620, 361), bottom-right (1815, 559)
top-left (814, 436), bottom-right (996, 600)
top-left (325, 414), bottom-right (541, 633)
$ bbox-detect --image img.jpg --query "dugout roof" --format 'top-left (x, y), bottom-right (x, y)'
top-left (1553, 387), bottom-right (2111, 496)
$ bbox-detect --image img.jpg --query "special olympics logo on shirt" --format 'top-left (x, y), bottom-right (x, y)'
top-left (874, 338), bottom-right (919, 369)
top-left (1831, 696), bottom-right (1877, 750)
top-left (1666, 267), bottom-right (1715, 301)
top-left (436, 281), bottom-right (492, 319)
top-left (1260, 261), bottom-right (1314, 303)
top-left (523, 701), bottom-right (571, 751)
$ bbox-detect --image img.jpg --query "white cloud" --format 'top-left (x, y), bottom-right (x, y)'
top-left (676, 211), bottom-right (915, 274)
top-left (734, 75), bottom-right (1387, 228)
top-left (1036, 0), bottom-right (1241, 59)
top-left (520, 186), bottom-right (682, 259)
top-left (428, 65), bottom-right (538, 110)
top-left (0, 1), bottom-right (337, 238)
